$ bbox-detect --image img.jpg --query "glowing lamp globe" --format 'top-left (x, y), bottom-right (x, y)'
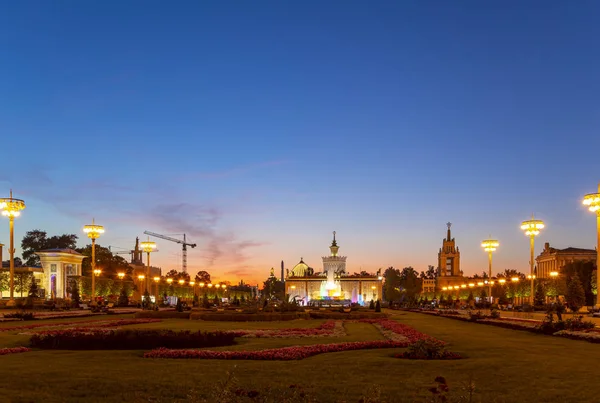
top-left (583, 192), bottom-right (600, 213)
top-left (166, 278), bottom-right (173, 284)
top-left (93, 269), bottom-right (101, 276)
top-left (178, 279), bottom-right (185, 285)
top-left (83, 221), bottom-right (104, 240)
top-left (138, 274), bottom-right (145, 281)
top-left (481, 239), bottom-right (499, 252)
top-left (0, 196), bottom-right (26, 217)
top-left (117, 272), bottom-right (125, 279)
top-left (521, 219), bottom-right (545, 236)
top-left (550, 271), bottom-right (559, 278)
top-left (140, 240), bottom-right (157, 253)
top-left (153, 276), bottom-right (160, 282)
top-left (189, 281), bottom-right (195, 286)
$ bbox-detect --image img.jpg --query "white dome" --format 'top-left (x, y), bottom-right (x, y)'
top-left (291, 258), bottom-right (309, 277)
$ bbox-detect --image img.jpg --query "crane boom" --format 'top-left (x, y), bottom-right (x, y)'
top-left (143, 231), bottom-right (197, 273)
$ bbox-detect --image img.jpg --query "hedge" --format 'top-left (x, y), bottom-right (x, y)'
top-left (30, 329), bottom-right (236, 350)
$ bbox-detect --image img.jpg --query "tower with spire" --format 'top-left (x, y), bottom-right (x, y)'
top-left (438, 222), bottom-right (461, 277)
top-left (322, 231), bottom-right (347, 283)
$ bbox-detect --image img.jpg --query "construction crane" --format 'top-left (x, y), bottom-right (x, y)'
top-left (108, 246), bottom-right (134, 261)
top-left (143, 231), bottom-right (196, 273)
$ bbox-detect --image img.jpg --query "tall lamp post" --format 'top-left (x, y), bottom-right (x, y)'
top-left (521, 216), bottom-right (544, 305)
top-left (481, 238), bottom-right (499, 301)
top-left (582, 184), bottom-right (600, 307)
top-left (0, 191), bottom-right (26, 307)
top-left (83, 219), bottom-right (104, 305)
top-left (139, 239), bottom-right (157, 299)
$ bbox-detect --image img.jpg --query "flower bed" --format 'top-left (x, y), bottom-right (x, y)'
top-left (190, 312), bottom-right (310, 321)
top-left (0, 347), bottom-right (30, 356)
top-left (144, 340), bottom-right (407, 360)
top-left (230, 320), bottom-right (346, 339)
top-left (29, 329), bottom-right (236, 350)
top-left (554, 330), bottom-right (600, 343)
top-left (359, 319), bottom-right (441, 343)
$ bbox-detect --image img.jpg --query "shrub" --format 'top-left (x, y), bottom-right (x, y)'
top-left (30, 329), bottom-right (236, 350)
top-left (70, 281), bottom-right (81, 307)
top-left (176, 298), bottom-right (183, 312)
top-left (369, 300), bottom-right (375, 310)
top-left (564, 315), bottom-right (595, 331)
top-left (118, 287), bottom-right (129, 307)
top-left (3, 311), bottom-right (35, 321)
top-left (468, 310), bottom-right (485, 321)
top-left (490, 309), bottom-right (500, 319)
top-left (375, 300), bottom-right (381, 312)
top-left (537, 312), bottom-right (565, 335)
top-left (396, 339), bottom-right (461, 360)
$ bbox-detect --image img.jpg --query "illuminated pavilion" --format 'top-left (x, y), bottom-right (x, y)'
top-left (284, 232), bottom-right (382, 305)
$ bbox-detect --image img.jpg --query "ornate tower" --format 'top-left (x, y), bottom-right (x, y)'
top-left (322, 231), bottom-right (347, 283)
top-left (438, 222), bottom-right (461, 277)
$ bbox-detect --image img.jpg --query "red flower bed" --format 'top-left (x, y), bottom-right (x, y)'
top-left (144, 340), bottom-right (408, 360)
top-left (229, 320), bottom-right (342, 338)
top-left (358, 319), bottom-right (443, 344)
top-left (0, 347), bottom-right (30, 356)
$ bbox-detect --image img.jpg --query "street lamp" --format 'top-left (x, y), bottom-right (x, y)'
top-left (481, 238), bottom-right (499, 301)
top-left (117, 272), bottom-right (125, 280)
top-left (153, 276), bottom-right (160, 297)
top-left (521, 216), bottom-right (544, 305)
top-left (0, 191), bottom-right (26, 307)
top-left (583, 184), bottom-right (600, 307)
top-left (139, 239), bottom-right (157, 297)
top-left (83, 219), bottom-right (104, 305)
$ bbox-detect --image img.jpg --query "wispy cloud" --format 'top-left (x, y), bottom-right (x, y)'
top-left (179, 160), bottom-right (287, 181)
top-left (1, 165), bottom-right (268, 272)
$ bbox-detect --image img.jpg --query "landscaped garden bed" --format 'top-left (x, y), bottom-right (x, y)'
top-left (135, 311), bottom-right (192, 319)
top-left (30, 329), bottom-right (236, 350)
top-left (143, 317), bottom-right (457, 361)
top-left (190, 312), bottom-right (310, 321)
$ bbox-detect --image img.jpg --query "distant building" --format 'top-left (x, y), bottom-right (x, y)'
top-left (536, 242), bottom-right (597, 279)
top-left (284, 232), bottom-right (382, 305)
top-left (435, 222), bottom-right (465, 290)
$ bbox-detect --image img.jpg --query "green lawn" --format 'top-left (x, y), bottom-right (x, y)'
top-left (0, 311), bottom-right (598, 402)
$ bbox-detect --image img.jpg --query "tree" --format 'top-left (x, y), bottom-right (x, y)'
top-left (375, 300), bottom-right (381, 312)
top-left (213, 295), bottom-right (220, 307)
top-left (70, 281), bottom-right (81, 307)
top-left (566, 273), bottom-right (585, 313)
top-left (118, 285), bottom-right (129, 307)
top-left (534, 282), bottom-right (546, 306)
top-left (21, 230), bottom-right (78, 266)
top-left (202, 293), bottom-right (210, 308)
top-left (76, 244), bottom-right (131, 279)
top-left (262, 276), bottom-right (284, 299)
top-left (15, 272), bottom-right (33, 297)
top-left (164, 270), bottom-right (190, 282)
top-left (28, 277), bottom-right (39, 298)
top-left (398, 267), bottom-right (422, 303)
top-left (466, 291), bottom-right (474, 305)
top-left (562, 261), bottom-right (596, 306)
top-left (383, 267), bottom-right (401, 302)
top-left (194, 270), bottom-right (211, 283)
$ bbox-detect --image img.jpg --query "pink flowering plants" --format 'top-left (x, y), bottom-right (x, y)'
top-left (0, 347), bottom-right (30, 356)
top-left (144, 318), bottom-right (450, 361)
top-left (229, 320), bottom-right (346, 338)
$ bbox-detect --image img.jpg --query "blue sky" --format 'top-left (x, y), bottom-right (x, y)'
top-left (0, 1), bottom-right (598, 284)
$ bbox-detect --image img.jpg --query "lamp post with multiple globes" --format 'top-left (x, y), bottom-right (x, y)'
top-left (0, 191), bottom-right (26, 307)
top-left (139, 239), bottom-right (157, 298)
top-left (521, 216), bottom-right (544, 305)
top-left (582, 184), bottom-right (600, 306)
top-left (83, 219), bottom-right (104, 305)
top-left (481, 238), bottom-right (499, 301)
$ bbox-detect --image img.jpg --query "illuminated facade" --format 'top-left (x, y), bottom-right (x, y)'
top-left (285, 233), bottom-right (382, 305)
top-left (436, 222), bottom-right (465, 290)
top-left (36, 248), bottom-right (85, 299)
top-left (536, 242), bottom-right (596, 279)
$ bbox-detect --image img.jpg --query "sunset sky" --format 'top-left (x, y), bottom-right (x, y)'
top-left (1, 1), bottom-right (598, 285)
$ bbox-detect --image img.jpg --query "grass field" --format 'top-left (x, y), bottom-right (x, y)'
top-left (0, 310), bottom-right (598, 402)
